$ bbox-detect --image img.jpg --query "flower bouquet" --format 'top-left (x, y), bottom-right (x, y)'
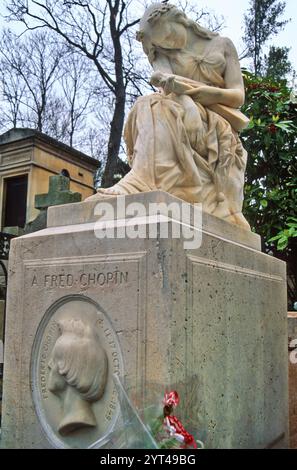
top-left (90, 375), bottom-right (205, 449)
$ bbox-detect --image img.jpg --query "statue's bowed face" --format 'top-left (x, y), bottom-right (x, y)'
top-left (149, 19), bottom-right (187, 49)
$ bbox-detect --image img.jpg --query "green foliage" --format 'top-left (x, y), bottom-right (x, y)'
top-left (241, 71), bottom-right (297, 306)
top-left (269, 217), bottom-right (297, 250)
top-left (264, 46), bottom-right (292, 82)
top-left (147, 414), bottom-right (185, 449)
top-left (243, 0), bottom-right (289, 75)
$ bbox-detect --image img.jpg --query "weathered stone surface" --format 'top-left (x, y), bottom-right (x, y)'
top-left (0, 300), bottom-right (5, 423)
top-left (0, 300), bottom-right (4, 342)
top-left (47, 191), bottom-right (261, 251)
top-left (288, 312), bottom-right (297, 448)
top-left (0, 192), bottom-right (288, 449)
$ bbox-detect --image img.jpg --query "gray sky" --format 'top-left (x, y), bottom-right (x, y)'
top-left (0, 0), bottom-right (295, 72)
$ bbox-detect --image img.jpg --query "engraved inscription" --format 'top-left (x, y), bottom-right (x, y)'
top-left (31, 270), bottom-right (128, 289)
top-left (105, 387), bottom-right (118, 423)
top-left (103, 327), bottom-right (121, 376)
top-left (40, 321), bottom-right (57, 400)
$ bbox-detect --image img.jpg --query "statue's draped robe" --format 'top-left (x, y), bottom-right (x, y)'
top-left (112, 45), bottom-right (249, 227)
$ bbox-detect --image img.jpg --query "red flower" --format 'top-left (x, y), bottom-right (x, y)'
top-left (165, 415), bottom-right (197, 449)
top-left (247, 83), bottom-right (260, 90)
top-left (163, 391), bottom-right (179, 407)
top-left (268, 124), bottom-right (277, 134)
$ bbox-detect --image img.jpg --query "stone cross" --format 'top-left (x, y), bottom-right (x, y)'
top-left (25, 175), bottom-right (82, 234)
top-left (35, 175), bottom-right (81, 210)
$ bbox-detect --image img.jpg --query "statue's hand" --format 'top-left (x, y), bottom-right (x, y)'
top-left (163, 75), bottom-right (176, 95)
top-left (150, 71), bottom-right (176, 95)
top-left (150, 71), bottom-right (166, 88)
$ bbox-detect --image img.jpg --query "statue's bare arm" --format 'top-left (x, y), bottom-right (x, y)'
top-left (151, 53), bottom-right (200, 111)
top-left (221, 38), bottom-right (245, 107)
top-left (151, 54), bottom-right (203, 144)
top-left (151, 39), bottom-right (245, 109)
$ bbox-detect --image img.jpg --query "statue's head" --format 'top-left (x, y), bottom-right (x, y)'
top-left (137, 3), bottom-right (218, 62)
top-left (48, 318), bottom-right (108, 435)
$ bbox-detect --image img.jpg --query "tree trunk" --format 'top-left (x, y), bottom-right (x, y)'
top-left (101, 5), bottom-right (127, 188)
top-left (101, 87), bottom-right (126, 187)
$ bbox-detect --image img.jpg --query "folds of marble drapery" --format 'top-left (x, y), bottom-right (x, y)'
top-left (113, 93), bottom-right (249, 229)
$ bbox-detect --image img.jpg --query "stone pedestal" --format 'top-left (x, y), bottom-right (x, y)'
top-left (0, 191), bottom-right (289, 449)
top-left (0, 300), bottom-right (5, 422)
top-left (288, 312), bottom-right (297, 448)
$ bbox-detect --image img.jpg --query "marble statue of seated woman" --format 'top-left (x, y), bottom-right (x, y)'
top-left (87, 2), bottom-right (250, 230)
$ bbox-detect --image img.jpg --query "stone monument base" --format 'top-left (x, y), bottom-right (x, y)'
top-left (0, 191), bottom-right (289, 448)
top-left (288, 312), bottom-right (297, 448)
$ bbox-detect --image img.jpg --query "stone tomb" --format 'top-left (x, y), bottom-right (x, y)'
top-left (0, 191), bottom-right (289, 448)
top-left (288, 312), bottom-right (297, 448)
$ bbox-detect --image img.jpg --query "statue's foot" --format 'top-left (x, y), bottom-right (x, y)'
top-left (212, 198), bottom-right (251, 231)
top-left (225, 212), bottom-right (251, 231)
top-left (85, 187), bottom-right (124, 202)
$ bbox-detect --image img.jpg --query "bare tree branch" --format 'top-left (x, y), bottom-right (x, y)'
top-left (4, 0), bottom-right (226, 185)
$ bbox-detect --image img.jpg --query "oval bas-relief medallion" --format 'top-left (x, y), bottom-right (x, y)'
top-left (31, 295), bottom-right (124, 449)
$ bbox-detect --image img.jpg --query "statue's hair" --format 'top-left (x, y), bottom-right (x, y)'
top-left (137, 3), bottom-right (217, 63)
top-left (50, 318), bottom-right (108, 402)
top-left (146, 3), bottom-right (174, 24)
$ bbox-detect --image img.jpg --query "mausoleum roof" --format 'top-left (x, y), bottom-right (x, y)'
top-left (0, 128), bottom-right (100, 170)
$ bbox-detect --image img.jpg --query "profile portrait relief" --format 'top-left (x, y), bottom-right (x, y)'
top-left (47, 318), bottom-right (108, 436)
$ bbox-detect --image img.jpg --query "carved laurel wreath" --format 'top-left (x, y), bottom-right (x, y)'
top-left (147, 4), bottom-right (174, 24)
top-left (136, 4), bottom-right (175, 42)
